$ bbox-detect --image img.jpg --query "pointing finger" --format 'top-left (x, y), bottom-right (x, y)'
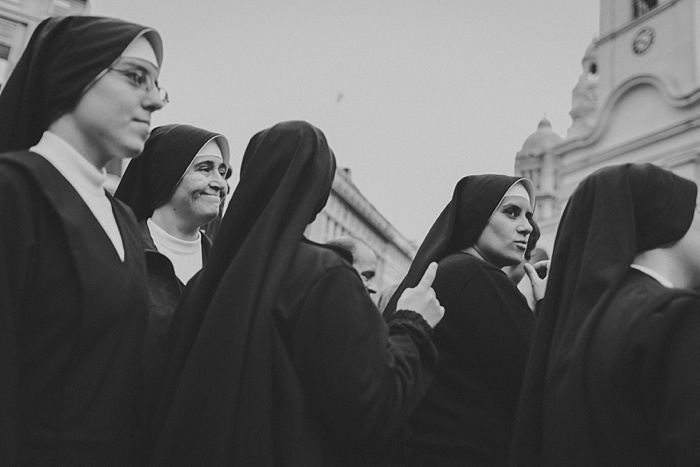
top-left (416, 262), bottom-right (438, 289)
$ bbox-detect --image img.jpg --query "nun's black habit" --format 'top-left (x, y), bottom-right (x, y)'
top-left (510, 163), bottom-right (700, 466)
top-left (150, 121), bottom-right (438, 465)
top-left (0, 16), bottom-right (162, 465)
top-left (384, 175), bottom-right (536, 465)
top-left (114, 124), bottom-right (229, 440)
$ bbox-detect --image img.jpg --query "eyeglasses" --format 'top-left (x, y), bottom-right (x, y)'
top-left (108, 66), bottom-right (169, 106)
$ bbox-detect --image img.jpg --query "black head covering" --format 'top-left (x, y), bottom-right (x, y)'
top-left (114, 124), bottom-right (231, 221)
top-left (510, 163), bottom-right (697, 465)
top-left (0, 15), bottom-right (163, 153)
top-left (383, 174), bottom-right (534, 318)
top-left (151, 121), bottom-right (336, 464)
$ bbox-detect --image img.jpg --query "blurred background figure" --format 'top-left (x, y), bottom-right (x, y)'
top-left (0, 15), bottom-right (164, 465)
top-left (326, 235), bottom-right (379, 295)
top-left (512, 163), bottom-right (700, 465)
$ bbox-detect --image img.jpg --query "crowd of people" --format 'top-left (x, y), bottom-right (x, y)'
top-left (1, 14), bottom-right (699, 466)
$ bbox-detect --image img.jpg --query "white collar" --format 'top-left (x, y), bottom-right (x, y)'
top-left (147, 218), bottom-right (201, 253)
top-left (30, 131), bottom-right (107, 196)
top-left (630, 263), bottom-right (674, 288)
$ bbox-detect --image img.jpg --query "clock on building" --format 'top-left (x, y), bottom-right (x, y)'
top-left (632, 27), bottom-right (655, 55)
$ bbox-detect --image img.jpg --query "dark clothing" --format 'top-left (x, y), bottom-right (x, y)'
top-left (565, 270), bottom-right (700, 465)
top-left (139, 221), bottom-right (212, 416)
top-left (382, 174), bottom-right (535, 465)
top-left (0, 152), bottom-right (149, 465)
top-left (271, 239), bottom-right (437, 465)
top-left (511, 164), bottom-right (698, 466)
top-left (151, 121), bottom-right (438, 465)
top-left (407, 253), bottom-right (535, 465)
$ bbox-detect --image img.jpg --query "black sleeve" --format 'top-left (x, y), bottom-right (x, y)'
top-left (291, 265), bottom-right (438, 449)
top-left (0, 163), bottom-right (37, 465)
top-left (657, 298), bottom-right (700, 463)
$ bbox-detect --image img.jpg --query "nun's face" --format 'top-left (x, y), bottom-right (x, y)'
top-left (167, 154), bottom-right (228, 228)
top-left (63, 57), bottom-right (164, 168)
top-left (473, 195), bottom-right (533, 268)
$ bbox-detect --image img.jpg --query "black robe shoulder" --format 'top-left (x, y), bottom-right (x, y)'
top-left (542, 269), bottom-right (700, 465)
top-left (0, 151), bottom-right (149, 465)
top-left (407, 252), bottom-right (535, 465)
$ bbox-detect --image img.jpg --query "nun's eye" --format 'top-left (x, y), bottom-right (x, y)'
top-left (111, 68), bottom-right (152, 90)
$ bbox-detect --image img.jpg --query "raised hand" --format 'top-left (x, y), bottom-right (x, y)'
top-left (396, 262), bottom-right (445, 328)
top-left (524, 259), bottom-right (549, 302)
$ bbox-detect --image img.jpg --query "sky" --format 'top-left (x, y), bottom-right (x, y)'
top-left (90, 0), bottom-right (600, 243)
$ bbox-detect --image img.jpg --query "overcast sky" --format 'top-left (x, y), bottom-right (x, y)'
top-left (90, 0), bottom-right (600, 242)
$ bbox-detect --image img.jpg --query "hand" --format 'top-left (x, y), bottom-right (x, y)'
top-left (524, 260), bottom-right (549, 302)
top-left (396, 262), bottom-right (445, 328)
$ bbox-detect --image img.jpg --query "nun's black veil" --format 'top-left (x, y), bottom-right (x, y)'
top-left (510, 163), bottom-right (696, 465)
top-left (0, 15), bottom-right (163, 153)
top-left (383, 174), bottom-right (532, 319)
top-left (151, 121), bottom-right (336, 464)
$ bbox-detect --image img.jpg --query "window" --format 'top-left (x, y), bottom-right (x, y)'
top-left (0, 18), bottom-right (17, 87)
top-left (633, 0), bottom-right (658, 19)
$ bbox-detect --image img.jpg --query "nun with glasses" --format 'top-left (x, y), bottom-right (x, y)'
top-left (0, 15), bottom-right (166, 464)
top-left (384, 174), bottom-right (544, 465)
top-left (511, 164), bottom-right (700, 466)
top-left (114, 123), bottom-right (230, 426)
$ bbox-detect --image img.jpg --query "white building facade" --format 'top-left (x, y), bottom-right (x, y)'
top-left (0, 0), bottom-right (89, 89)
top-left (516, 0), bottom-right (700, 253)
top-left (305, 167), bottom-right (417, 292)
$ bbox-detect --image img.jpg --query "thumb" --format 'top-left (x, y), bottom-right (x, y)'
top-left (416, 262), bottom-right (438, 289)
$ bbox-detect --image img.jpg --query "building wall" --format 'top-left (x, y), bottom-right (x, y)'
top-left (517, 0), bottom-right (700, 254)
top-left (305, 167), bottom-right (417, 291)
top-left (0, 0), bottom-right (89, 87)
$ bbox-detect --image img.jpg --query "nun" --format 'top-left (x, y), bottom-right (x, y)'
top-left (114, 123), bottom-right (230, 426)
top-left (0, 15), bottom-right (165, 464)
top-left (511, 163), bottom-right (700, 466)
top-left (384, 174), bottom-right (543, 465)
top-left (150, 121), bottom-right (444, 465)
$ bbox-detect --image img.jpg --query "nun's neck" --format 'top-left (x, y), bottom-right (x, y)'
top-left (150, 209), bottom-right (201, 241)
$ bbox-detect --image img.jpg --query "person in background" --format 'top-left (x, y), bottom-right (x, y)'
top-left (326, 235), bottom-right (379, 295)
top-left (0, 15), bottom-right (165, 465)
top-left (511, 163), bottom-right (700, 466)
top-left (384, 174), bottom-right (544, 465)
top-left (150, 121), bottom-right (444, 465)
top-left (114, 123), bottom-right (230, 441)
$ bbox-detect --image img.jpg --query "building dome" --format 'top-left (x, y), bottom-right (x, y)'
top-left (517, 117), bottom-right (563, 158)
